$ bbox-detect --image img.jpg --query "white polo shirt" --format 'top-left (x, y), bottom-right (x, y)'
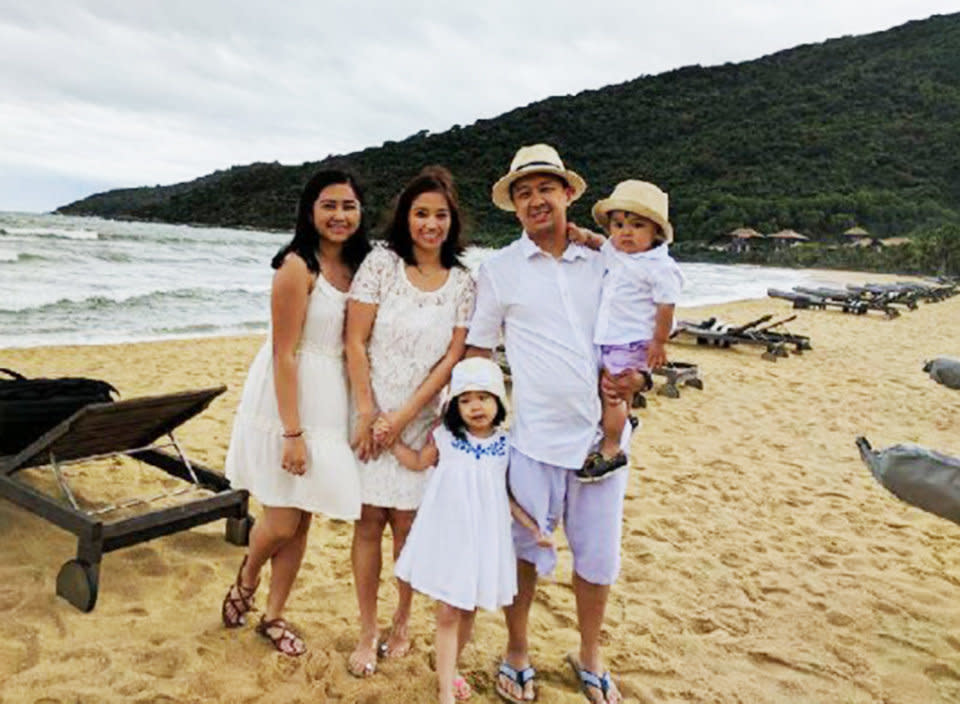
top-left (466, 233), bottom-right (605, 469)
top-left (594, 241), bottom-right (685, 345)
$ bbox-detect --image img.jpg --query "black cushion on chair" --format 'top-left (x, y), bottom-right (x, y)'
top-left (0, 368), bottom-right (117, 456)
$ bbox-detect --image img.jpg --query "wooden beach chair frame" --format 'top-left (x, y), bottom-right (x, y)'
top-left (767, 288), bottom-right (870, 315)
top-left (793, 286), bottom-right (900, 318)
top-left (630, 362), bottom-right (703, 407)
top-left (0, 386), bottom-right (251, 612)
top-left (673, 315), bottom-right (809, 361)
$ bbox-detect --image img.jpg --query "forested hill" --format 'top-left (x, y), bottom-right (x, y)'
top-left (59, 12), bottom-right (960, 246)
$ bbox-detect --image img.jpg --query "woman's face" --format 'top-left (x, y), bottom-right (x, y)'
top-left (407, 190), bottom-right (451, 257)
top-left (312, 183), bottom-right (361, 244)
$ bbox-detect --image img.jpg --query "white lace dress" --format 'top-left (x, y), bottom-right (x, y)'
top-left (394, 427), bottom-right (517, 611)
top-left (349, 246), bottom-right (476, 510)
top-left (225, 273), bottom-right (362, 520)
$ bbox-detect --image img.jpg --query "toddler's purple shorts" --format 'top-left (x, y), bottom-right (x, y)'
top-left (599, 339), bottom-right (650, 376)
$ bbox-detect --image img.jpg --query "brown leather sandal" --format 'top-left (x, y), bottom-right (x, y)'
top-left (256, 616), bottom-right (306, 657)
top-left (221, 555), bottom-right (259, 628)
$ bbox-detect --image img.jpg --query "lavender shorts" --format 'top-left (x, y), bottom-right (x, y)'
top-left (508, 447), bottom-right (627, 585)
top-left (599, 339), bottom-right (650, 376)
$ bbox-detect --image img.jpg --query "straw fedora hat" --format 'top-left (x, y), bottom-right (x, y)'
top-left (491, 144), bottom-right (587, 212)
top-left (592, 180), bottom-right (674, 243)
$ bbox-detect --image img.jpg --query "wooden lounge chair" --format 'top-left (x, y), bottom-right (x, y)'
top-left (793, 286), bottom-right (900, 318)
top-left (768, 288), bottom-right (870, 315)
top-left (673, 314), bottom-right (810, 360)
top-left (0, 387), bottom-right (251, 612)
top-left (845, 284), bottom-right (921, 310)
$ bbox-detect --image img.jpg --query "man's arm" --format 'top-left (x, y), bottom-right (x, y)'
top-left (464, 265), bottom-right (502, 361)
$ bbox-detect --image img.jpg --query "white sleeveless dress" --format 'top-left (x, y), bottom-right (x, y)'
top-left (225, 274), bottom-right (362, 520)
top-left (394, 427), bottom-right (517, 611)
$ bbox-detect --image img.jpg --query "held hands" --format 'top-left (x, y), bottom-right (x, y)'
top-left (371, 409), bottom-right (409, 449)
top-left (351, 411), bottom-right (379, 462)
top-left (281, 435), bottom-right (308, 475)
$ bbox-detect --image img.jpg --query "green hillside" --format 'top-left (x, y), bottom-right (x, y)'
top-left (59, 13), bottom-right (960, 253)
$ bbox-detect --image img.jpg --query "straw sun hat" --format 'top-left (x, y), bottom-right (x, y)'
top-left (592, 180), bottom-right (674, 244)
top-left (491, 144), bottom-right (587, 212)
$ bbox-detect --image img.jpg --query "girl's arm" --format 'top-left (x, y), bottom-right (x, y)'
top-left (372, 326), bottom-right (468, 448)
top-left (648, 303), bottom-right (675, 370)
top-left (271, 254), bottom-right (313, 475)
top-left (508, 492), bottom-right (553, 548)
top-left (344, 299), bottom-right (380, 461)
top-left (391, 434), bottom-right (439, 472)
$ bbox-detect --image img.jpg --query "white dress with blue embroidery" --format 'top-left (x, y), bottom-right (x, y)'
top-left (394, 426), bottom-right (517, 611)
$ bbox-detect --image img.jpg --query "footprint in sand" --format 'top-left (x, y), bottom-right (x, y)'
top-left (135, 646), bottom-right (184, 679)
top-left (0, 584), bottom-right (24, 611)
top-left (124, 546), bottom-right (170, 577)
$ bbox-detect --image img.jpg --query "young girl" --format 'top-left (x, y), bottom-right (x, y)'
top-left (570, 179), bottom-right (685, 483)
top-left (391, 357), bottom-right (549, 704)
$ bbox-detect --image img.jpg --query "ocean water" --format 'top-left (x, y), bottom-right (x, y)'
top-left (1, 212), bottom-right (842, 349)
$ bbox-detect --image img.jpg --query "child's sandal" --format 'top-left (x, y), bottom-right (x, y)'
top-left (453, 673), bottom-right (473, 701)
top-left (221, 555), bottom-right (259, 628)
top-left (256, 616), bottom-right (306, 657)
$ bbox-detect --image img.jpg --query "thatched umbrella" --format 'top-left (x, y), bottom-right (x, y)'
top-left (718, 227), bottom-right (765, 252)
top-left (767, 229), bottom-right (810, 242)
top-left (728, 227), bottom-right (765, 240)
top-left (843, 226), bottom-right (871, 238)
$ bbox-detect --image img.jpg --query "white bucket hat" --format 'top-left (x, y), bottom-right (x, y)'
top-left (444, 357), bottom-right (508, 411)
top-left (491, 144), bottom-right (587, 212)
top-left (592, 180), bottom-right (674, 243)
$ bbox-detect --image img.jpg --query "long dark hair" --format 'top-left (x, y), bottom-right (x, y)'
top-left (443, 393), bottom-right (507, 442)
top-left (385, 166), bottom-right (465, 269)
top-left (271, 169), bottom-right (371, 274)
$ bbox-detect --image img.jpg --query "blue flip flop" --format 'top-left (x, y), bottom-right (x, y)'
top-left (495, 660), bottom-right (536, 703)
top-left (566, 653), bottom-right (619, 703)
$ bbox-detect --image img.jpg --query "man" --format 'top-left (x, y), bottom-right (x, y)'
top-left (467, 144), bottom-right (640, 704)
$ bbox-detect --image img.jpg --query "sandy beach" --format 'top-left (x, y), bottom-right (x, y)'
top-left (1, 287), bottom-right (958, 703)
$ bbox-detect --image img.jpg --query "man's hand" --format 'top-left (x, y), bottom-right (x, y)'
top-left (600, 368), bottom-right (648, 403)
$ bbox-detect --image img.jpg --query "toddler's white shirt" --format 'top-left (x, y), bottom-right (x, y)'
top-left (593, 241), bottom-right (685, 346)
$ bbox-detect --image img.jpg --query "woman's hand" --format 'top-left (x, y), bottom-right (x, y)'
top-left (351, 411), bottom-right (378, 462)
top-left (281, 435), bottom-right (308, 475)
top-left (371, 409), bottom-right (410, 449)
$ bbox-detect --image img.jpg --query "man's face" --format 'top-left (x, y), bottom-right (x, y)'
top-left (509, 173), bottom-right (574, 238)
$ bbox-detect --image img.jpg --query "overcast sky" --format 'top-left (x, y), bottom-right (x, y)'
top-left (1, 1), bottom-right (957, 213)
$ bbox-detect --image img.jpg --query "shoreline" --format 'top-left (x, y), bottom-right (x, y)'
top-left (1, 266), bottom-right (923, 352)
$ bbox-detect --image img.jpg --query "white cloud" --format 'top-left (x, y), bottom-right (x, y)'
top-left (0, 0), bottom-right (957, 211)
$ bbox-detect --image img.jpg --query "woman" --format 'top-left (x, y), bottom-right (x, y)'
top-left (345, 166), bottom-right (476, 676)
top-left (220, 169), bottom-right (371, 656)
